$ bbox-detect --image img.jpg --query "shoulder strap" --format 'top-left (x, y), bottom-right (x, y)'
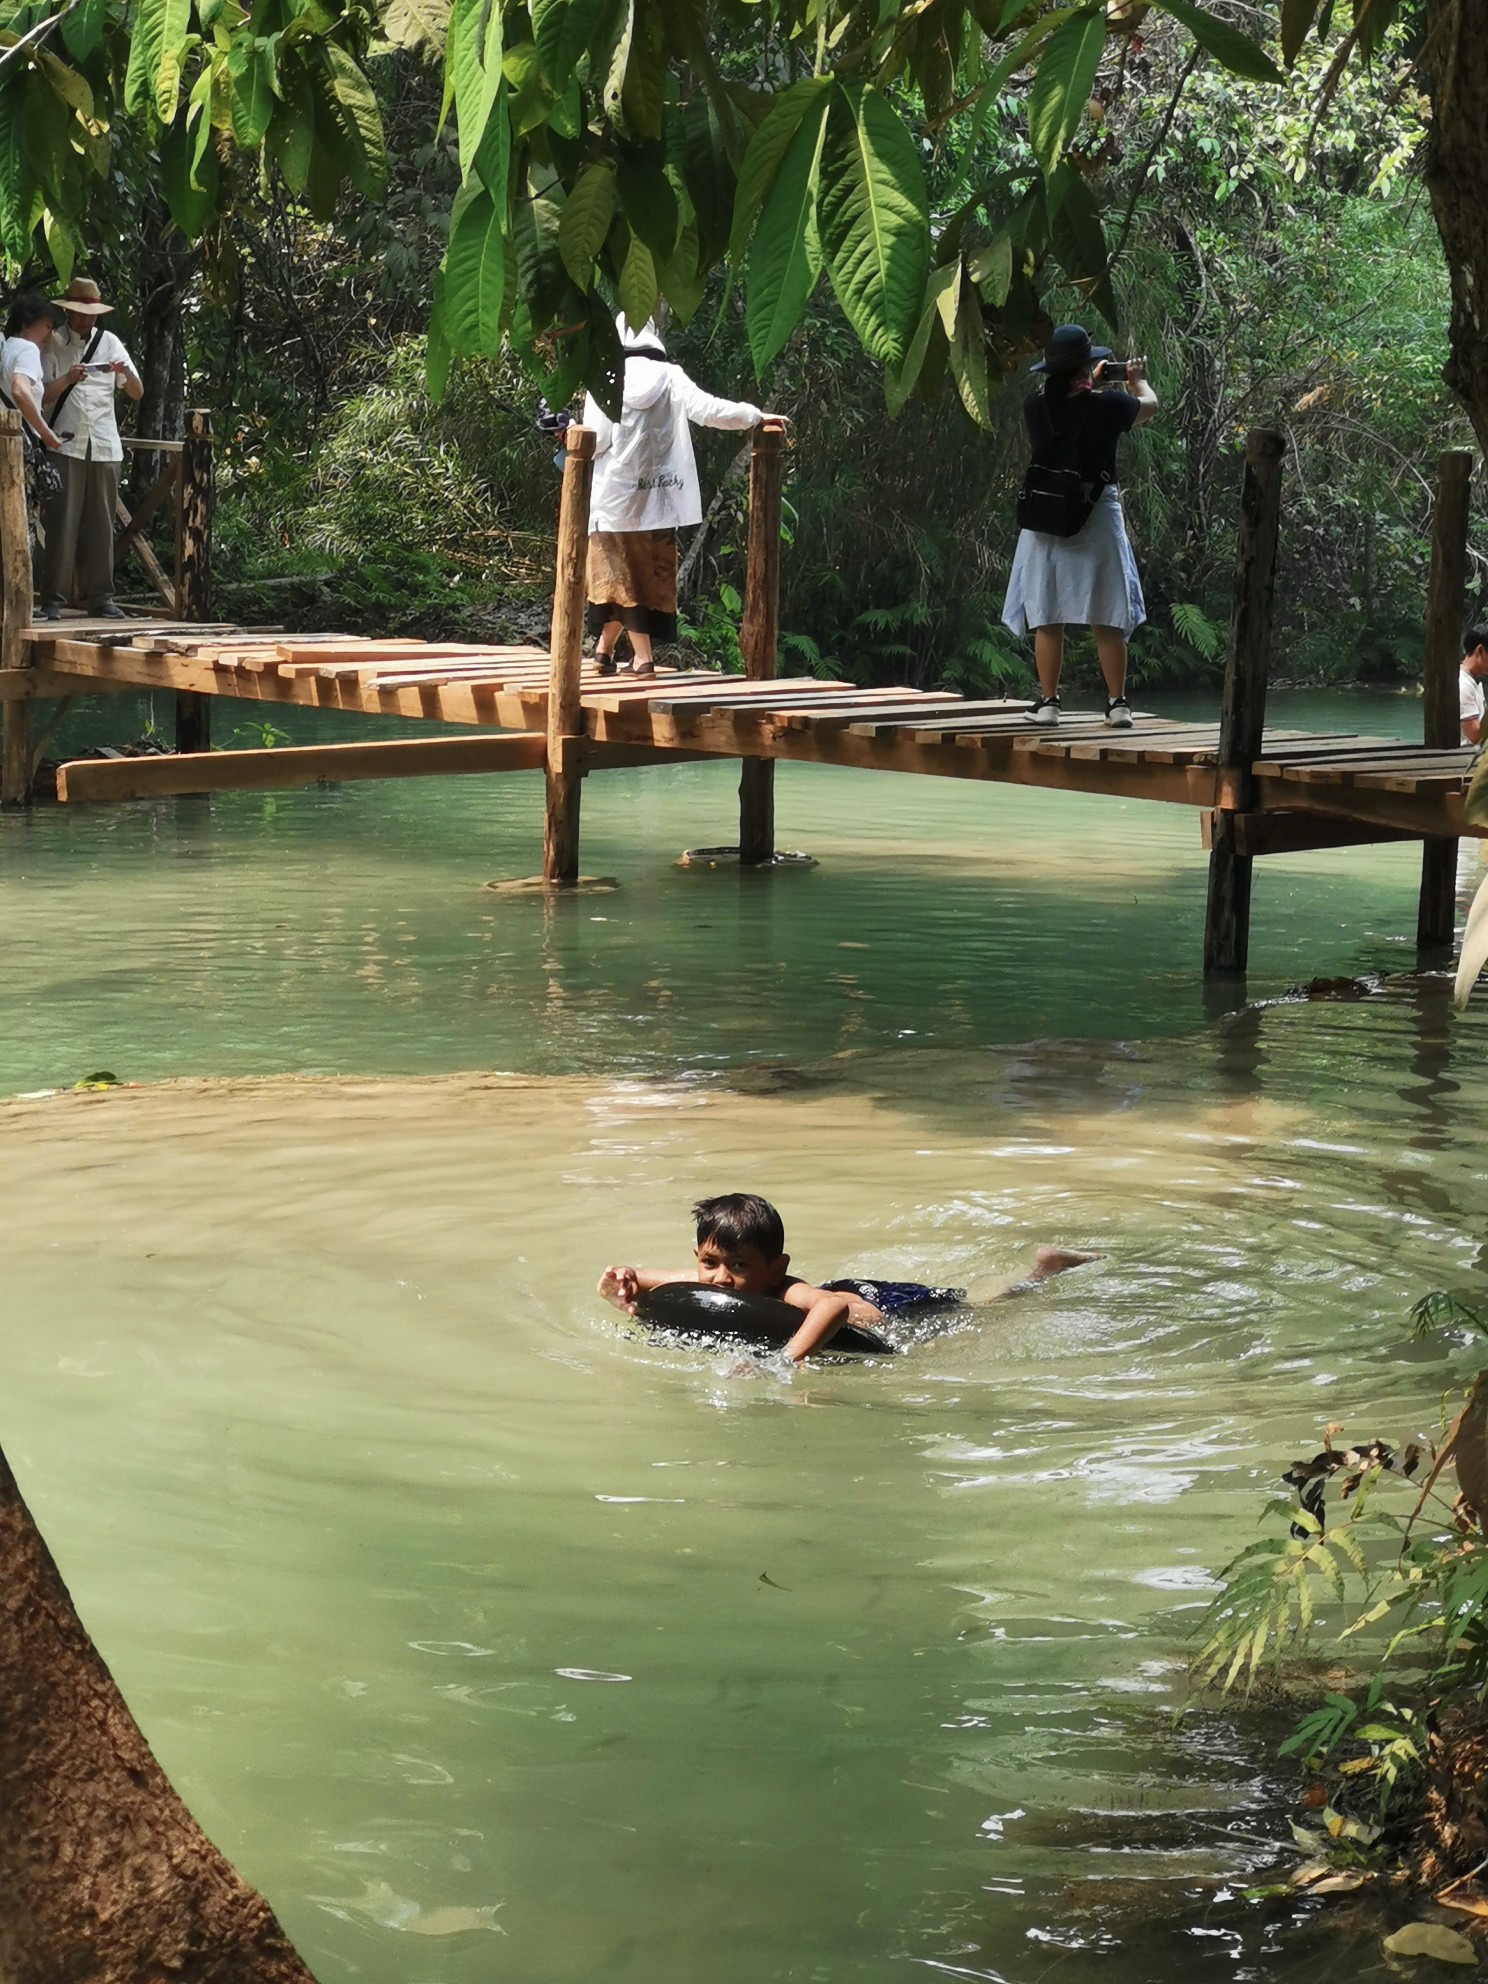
top-left (49, 326), bottom-right (104, 427)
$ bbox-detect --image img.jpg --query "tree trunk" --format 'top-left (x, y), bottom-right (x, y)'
top-left (1425, 0), bottom-right (1488, 451)
top-left (128, 200), bottom-right (193, 504)
top-left (0, 1438), bottom-right (318, 1984)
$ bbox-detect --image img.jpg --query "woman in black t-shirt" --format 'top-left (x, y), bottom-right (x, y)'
top-left (1001, 324), bottom-right (1158, 729)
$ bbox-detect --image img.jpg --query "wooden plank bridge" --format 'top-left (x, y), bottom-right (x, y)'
top-left (0, 410), bottom-right (1480, 976)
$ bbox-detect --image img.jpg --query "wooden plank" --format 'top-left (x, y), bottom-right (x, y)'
top-left (1, 410), bottom-right (32, 806)
top-left (56, 732), bottom-right (548, 802)
top-left (1199, 809), bottom-right (1419, 856)
top-left (544, 423), bottom-right (595, 884)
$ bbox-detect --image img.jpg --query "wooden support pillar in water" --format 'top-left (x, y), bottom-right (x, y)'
top-left (174, 408), bottom-right (213, 755)
top-left (543, 424), bottom-right (596, 884)
top-left (1417, 449), bottom-right (1473, 951)
top-left (738, 420), bottom-right (786, 864)
top-left (1203, 427), bottom-right (1286, 977)
top-left (0, 410), bottom-right (32, 808)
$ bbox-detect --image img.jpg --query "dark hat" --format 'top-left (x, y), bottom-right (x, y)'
top-left (1030, 324), bottom-right (1111, 374)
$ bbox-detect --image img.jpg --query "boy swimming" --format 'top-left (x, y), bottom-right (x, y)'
top-left (597, 1192), bottom-right (1096, 1364)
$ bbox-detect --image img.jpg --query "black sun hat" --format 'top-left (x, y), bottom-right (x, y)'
top-left (1030, 324), bottom-right (1112, 374)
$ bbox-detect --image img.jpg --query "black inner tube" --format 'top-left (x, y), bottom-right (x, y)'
top-left (632, 1282), bottom-right (896, 1356)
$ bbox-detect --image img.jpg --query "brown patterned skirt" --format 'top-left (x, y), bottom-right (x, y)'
top-left (585, 528), bottom-right (678, 641)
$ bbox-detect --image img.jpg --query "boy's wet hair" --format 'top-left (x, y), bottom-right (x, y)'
top-left (693, 1193), bottom-right (785, 1259)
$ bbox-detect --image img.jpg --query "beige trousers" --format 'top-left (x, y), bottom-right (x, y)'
top-left (40, 448), bottom-right (120, 611)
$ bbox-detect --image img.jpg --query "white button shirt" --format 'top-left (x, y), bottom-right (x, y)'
top-left (42, 323), bottom-right (135, 463)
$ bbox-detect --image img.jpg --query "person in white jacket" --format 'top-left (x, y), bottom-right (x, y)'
top-left (581, 316), bottom-right (775, 675)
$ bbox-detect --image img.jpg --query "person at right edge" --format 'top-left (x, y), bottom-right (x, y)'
top-left (1002, 323), bottom-right (1158, 729)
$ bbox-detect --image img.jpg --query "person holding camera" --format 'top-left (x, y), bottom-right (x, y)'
top-left (1001, 323), bottom-right (1158, 728)
top-left (38, 275), bottom-right (142, 621)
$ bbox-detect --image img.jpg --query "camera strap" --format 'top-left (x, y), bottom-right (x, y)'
top-left (48, 327), bottom-right (105, 427)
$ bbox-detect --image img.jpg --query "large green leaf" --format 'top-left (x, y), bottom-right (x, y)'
top-left (317, 40), bottom-right (387, 197)
top-left (425, 274), bottom-right (453, 401)
top-left (512, 177), bottom-right (568, 327)
top-left (472, 76), bottom-right (507, 200)
top-left (681, 94), bottom-right (736, 266)
top-left (124, 0), bottom-right (193, 119)
top-left (586, 287), bottom-right (624, 416)
top-left (884, 259), bottom-right (958, 417)
top-left (161, 109), bottom-right (221, 235)
top-left (1026, 5), bottom-right (1105, 181)
top-left (728, 74), bottom-right (831, 261)
top-left (745, 85), bottom-right (829, 374)
top-left (619, 0), bottom-right (665, 139)
top-left (531, 0), bottom-right (615, 95)
top-left (1149, 0), bottom-right (1283, 82)
top-left (948, 277), bottom-right (989, 425)
top-left (446, 183), bottom-right (506, 353)
top-left (660, 219), bottom-right (706, 322)
top-left (1047, 163), bottom-right (1116, 328)
top-left (815, 77), bottom-right (929, 367)
top-left (558, 158), bottom-right (615, 287)
top-left (445, 0), bottom-right (503, 179)
top-left (969, 232), bottom-right (1012, 307)
top-left (502, 42), bottom-right (553, 135)
top-left (618, 231), bottom-right (657, 332)
top-left (60, 0), bottom-right (107, 63)
top-left (616, 155), bottom-right (676, 260)
top-left (267, 51), bottom-right (316, 193)
top-left (227, 38), bottom-right (276, 148)
top-left (1280, 0), bottom-right (1322, 64)
top-left (380, 0), bottom-right (451, 55)
top-left (24, 81), bottom-right (82, 214)
top-left (0, 68), bottom-right (35, 258)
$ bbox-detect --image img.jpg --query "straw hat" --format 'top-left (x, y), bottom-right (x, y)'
top-left (56, 276), bottom-right (113, 316)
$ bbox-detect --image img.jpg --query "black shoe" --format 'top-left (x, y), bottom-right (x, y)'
top-left (1026, 694), bottom-right (1061, 728)
top-left (1104, 696), bottom-right (1134, 730)
top-left (594, 652), bottom-right (617, 676)
top-left (36, 605), bottom-right (62, 622)
top-left (92, 602), bottom-right (126, 619)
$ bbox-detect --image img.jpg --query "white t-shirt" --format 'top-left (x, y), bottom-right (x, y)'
top-left (583, 359), bottom-right (763, 534)
top-left (1460, 665), bottom-right (1484, 744)
top-left (42, 322), bottom-right (134, 463)
top-left (0, 334), bottom-right (44, 419)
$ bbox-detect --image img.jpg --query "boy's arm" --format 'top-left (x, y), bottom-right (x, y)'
top-left (779, 1285), bottom-right (852, 1363)
top-left (596, 1264), bottom-right (696, 1313)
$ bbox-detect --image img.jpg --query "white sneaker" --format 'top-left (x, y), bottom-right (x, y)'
top-left (1104, 697), bottom-right (1133, 729)
top-left (1027, 695), bottom-right (1061, 727)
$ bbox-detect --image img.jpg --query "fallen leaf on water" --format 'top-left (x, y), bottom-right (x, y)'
top-left (1381, 1922), bottom-right (1478, 1965)
top-left (1291, 1861), bottom-right (1334, 1889)
top-left (1439, 1897), bottom-right (1488, 1923)
top-left (1309, 1872), bottom-right (1369, 1895)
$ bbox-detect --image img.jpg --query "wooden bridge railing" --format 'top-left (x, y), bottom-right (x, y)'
top-left (541, 415), bottom-right (788, 884)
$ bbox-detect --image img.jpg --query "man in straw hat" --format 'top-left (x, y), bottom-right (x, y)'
top-left (38, 275), bottom-right (142, 620)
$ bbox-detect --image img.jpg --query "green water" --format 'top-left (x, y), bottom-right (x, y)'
top-left (3, 685), bottom-right (1486, 1983)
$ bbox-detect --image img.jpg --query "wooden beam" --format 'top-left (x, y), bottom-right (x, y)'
top-left (0, 410), bottom-right (31, 807)
top-left (1418, 448), bottom-right (1474, 948)
top-left (174, 409), bottom-right (213, 753)
top-left (56, 732), bottom-right (547, 802)
top-left (1200, 809), bottom-right (1418, 857)
top-left (542, 424), bottom-right (595, 883)
top-left (739, 419), bottom-right (786, 864)
top-left (1204, 427), bottom-right (1285, 975)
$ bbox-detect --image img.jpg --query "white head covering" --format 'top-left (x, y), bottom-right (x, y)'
top-left (617, 313), bottom-right (666, 353)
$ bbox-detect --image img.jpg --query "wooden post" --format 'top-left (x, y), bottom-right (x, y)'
top-left (1203, 427), bottom-right (1286, 976)
top-left (0, 409), bottom-right (32, 808)
top-left (1417, 449), bottom-right (1474, 950)
top-left (542, 424), bottom-right (596, 883)
top-left (737, 420), bottom-right (786, 865)
top-left (174, 408), bottom-right (213, 755)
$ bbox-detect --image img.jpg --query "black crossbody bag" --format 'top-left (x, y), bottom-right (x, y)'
top-left (1014, 394), bottom-right (1106, 539)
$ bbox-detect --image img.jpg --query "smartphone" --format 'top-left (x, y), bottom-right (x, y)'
top-left (85, 362), bottom-right (113, 372)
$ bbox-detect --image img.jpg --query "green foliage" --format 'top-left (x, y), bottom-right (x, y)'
top-left (1193, 1369), bottom-right (1488, 1833)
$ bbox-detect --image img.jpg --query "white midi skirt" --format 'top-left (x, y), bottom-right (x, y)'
top-left (1001, 485), bottom-right (1146, 638)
